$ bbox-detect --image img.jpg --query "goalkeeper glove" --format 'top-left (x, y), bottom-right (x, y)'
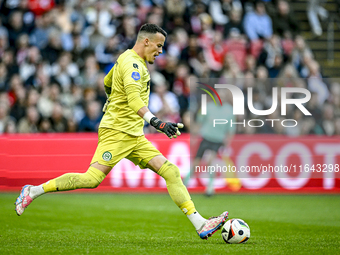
top-left (150, 117), bottom-right (184, 139)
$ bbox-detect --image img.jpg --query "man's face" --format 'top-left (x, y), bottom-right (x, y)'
top-left (145, 32), bottom-right (165, 64)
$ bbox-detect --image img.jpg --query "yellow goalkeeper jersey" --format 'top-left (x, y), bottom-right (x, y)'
top-left (99, 49), bottom-right (151, 136)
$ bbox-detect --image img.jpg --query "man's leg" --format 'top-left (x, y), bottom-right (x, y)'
top-left (42, 162), bottom-right (112, 192)
top-left (147, 155), bottom-right (228, 240)
top-left (15, 128), bottom-right (135, 216)
top-left (15, 162), bottom-right (109, 216)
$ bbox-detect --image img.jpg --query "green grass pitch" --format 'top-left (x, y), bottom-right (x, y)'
top-left (1, 193), bottom-right (339, 255)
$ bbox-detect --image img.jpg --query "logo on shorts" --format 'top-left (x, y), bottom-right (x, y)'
top-left (102, 151), bottom-right (112, 161)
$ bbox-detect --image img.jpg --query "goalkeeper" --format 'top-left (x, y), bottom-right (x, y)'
top-left (15, 24), bottom-right (228, 240)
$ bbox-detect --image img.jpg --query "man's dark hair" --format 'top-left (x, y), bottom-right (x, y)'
top-left (138, 24), bottom-right (167, 38)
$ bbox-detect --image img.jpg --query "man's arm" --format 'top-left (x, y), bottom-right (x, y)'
top-left (125, 84), bottom-right (184, 139)
top-left (121, 60), bottom-right (184, 139)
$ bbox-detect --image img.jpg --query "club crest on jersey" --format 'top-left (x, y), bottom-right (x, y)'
top-left (102, 151), bottom-right (112, 161)
top-left (131, 72), bottom-right (140, 81)
top-left (133, 63), bottom-right (139, 69)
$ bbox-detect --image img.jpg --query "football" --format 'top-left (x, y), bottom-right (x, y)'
top-left (221, 219), bottom-right (250, 244)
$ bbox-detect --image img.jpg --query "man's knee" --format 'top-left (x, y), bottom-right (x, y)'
top-left (82, 174), bottom-right (101, 189)
top-left (158, 161), bottom-right (181, 183)
top-left (84, 167), bottom-right (106, 189)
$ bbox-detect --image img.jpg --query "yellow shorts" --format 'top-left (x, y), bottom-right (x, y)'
top-left (90, 128), bottom-right (162, 168)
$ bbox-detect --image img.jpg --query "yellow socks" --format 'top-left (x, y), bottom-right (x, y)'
top-left (158, 161), bottom-right (195, 214)
top-left (42, 167), bottom-right (106, 193)
top-left (179, 200), bottom-right (196, 215)
top-left (158, 161), bottom-right (206, 230)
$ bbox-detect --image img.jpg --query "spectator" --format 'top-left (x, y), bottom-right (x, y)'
top-left (41, 32), bottom-right (63, 64)
top-left (17, 105), bottom-right (40, 133)
top-left (272, 0), bottom-right (300, 37)
top-left (4, 117), bottom-right (17, 133)
top-left (16, 33), bottom-right (30, 65)
top-left (26, 88), bottom-right (39, 107)
top-left (161, 55), bottom-right (178, 91)
top-left (95, 35), bottom-right (122, 70)
top-left (149, 72), bottom-right (180, 123)
top-left (84, 0), bottom-right (116, 49)
top-left (334, 118), bottom-right (340, 136)
top-left (164, 0), bottom-right (187, 31)
top-left (0, 24), bottom-right (9, 58)
top-left (17, 0), bottom-right (35, 33)
top-left (25, 61), bottom-right (50, 89)
top-left (37, 83), bottom-right (61, 118)
top-left (79, 54), bottom-right (99, 88)
top-left (291, 35), bottom-right (313, 77)
top-left (19, 46), bottom-right (42, 83)
top-left (0, 101), bottom-right (10, 133)
top-left (224, 9), bottom-right (244, 38)
top-left (51, 52), bottom-right (79, 92)
top-left (285, 108), bottom-right (305, 136)
top-left (330, 82), bottom-right (340, 117)
top-left (49, 103), bottom-right (68, 132)
top-left (307, 60), bottom-right (329, 105)
top-left (7, 74), bottom-right (23, 107)
top-left (243, 0), bottom-right (273, 41)
top-left (268, 54), bottom-right (284, 78)
top-left (322, 103), bottom-right (335, 135)
top-left (167, 28), bottom-right (188, 58)
top-left (78, 100), bottom-right (102, 132)
top-left (219, 54), bottom-right (244, 87)
top-left (3, 50), bottom-right (19, 80)
top-left (203, 31), bottom-right (227, 74)
top-left (307, 92), bottom-right (323, 126)
top-left (173, 63), bottom-right (190, 98)
top-left (52, 1), bottom-right (73, 35)
top-left (0, 63), bottom-right (8, 91)
top-left (69, 30), bottom-right (89, 68)
top-left (225, 28), bottom-right (247, 71)
top-left (258, 34), bottom-right (285, 70)
top-left (255, 65), bottom-right (270, 95)
top-left (29, 13), bottom-right (53, 50)
top-left (10, 85), bottom-right (26, 122)
top-left (6, 11), bottom-right (28, 47)
top-left (244, 55), bottom-right (256, 74)
top-left (209, 0), bottom-right (242, 26)
top-left (180, 34), bottom-right (204, 77)
top-left (198, 13), bottom-right (214, 48)
top-left (147, 8), bottom-right (164, 30)
top-left (38, 117), bottom-right (53, 132)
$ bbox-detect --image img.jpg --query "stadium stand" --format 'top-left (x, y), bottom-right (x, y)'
top-left (0, 0), bottom-right (339, 136)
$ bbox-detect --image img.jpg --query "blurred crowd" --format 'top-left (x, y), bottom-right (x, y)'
top-left (0, 0), bottom-right (339, 136)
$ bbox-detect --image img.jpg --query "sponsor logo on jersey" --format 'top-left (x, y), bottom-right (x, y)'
top-left (131, 72), bottom-right (141, 81)
top-left (133, 63), bottom-right (139, 69)
top-left (102, 151), bottom-right (112, 161)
